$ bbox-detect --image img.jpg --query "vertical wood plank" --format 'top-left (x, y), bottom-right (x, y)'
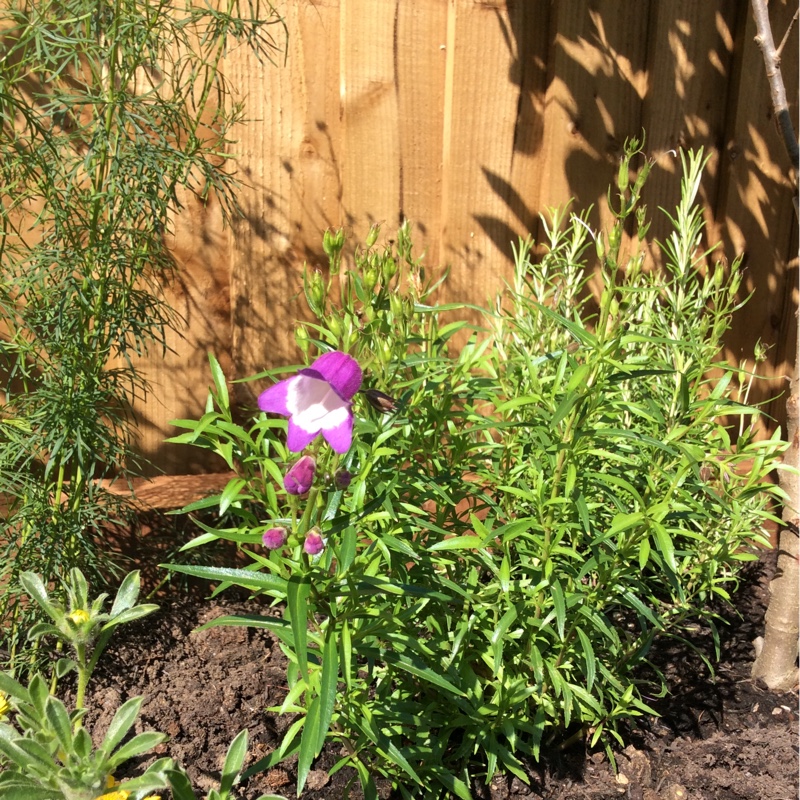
top-left (132, 187), bottom-right (232, 475)
top-left (339, 0), bottom-right (402, 234)
top-left (227, 1), bottom-right (339, 404)
top-left (536, 0), bottom-right (650, 226)
top-left (439, 0), bottom-right (531, 304)
top-left (640, 1), bottom-right (741, 247)
top-left (504, 1), bottom-right (553, 251)
top-left (395, 0), bottom-right (449, 265)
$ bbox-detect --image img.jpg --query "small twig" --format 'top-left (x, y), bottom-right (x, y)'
top-left (776, 9), bottom-right (799, 58)
top-left (750, 0), bottom-right (800, 173)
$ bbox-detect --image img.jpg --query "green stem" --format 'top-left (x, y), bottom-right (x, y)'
top-left (74, 642), bottom-right (89, 726)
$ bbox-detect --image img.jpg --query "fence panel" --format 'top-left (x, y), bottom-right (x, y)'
top-left (141, 0), bottom-right (796, 472)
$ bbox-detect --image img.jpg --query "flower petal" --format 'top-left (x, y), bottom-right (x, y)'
top-left (322, 411), bottom-right (354, 454)
top-left (303, 351), bottom-right (362, 401)
top-left (286, 418), bottom-right (320, 452)
top-left (258, 377), bottom-right (292, 415)
top-left (288, 375), bottom-right (351, 431)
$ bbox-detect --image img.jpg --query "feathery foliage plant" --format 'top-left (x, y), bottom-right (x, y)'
top-left (0, 0), bottom-right (285, 672)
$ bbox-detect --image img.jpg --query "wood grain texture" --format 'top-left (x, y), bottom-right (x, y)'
top-left (227, 1), bottom-right (336, 409)
top-left (439, 0), bottom-right (526, 305)
top-left (716, 0), bottom-right (798, 431)
top-left (138, 0), bottom-right (797, 471)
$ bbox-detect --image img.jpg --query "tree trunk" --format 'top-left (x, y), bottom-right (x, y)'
top-left (751, 327), bottom-right (799, 690)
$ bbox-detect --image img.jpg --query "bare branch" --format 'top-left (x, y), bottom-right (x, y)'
top-left (776, 9), bottom-right (798, 58)
top-left (751, 0), bottom-right (799, 172)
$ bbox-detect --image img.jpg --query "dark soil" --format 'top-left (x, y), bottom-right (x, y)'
top-left (79, 515), bottom-right (798, 800)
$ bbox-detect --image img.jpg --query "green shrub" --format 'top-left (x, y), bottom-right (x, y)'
top-left (168, 142), bottom-right (785, 799)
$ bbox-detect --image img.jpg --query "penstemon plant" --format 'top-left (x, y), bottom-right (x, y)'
top-left (166, 144), bottom-right (785, 799)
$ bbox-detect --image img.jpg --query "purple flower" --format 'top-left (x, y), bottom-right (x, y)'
top-left (262, 527), bottom-right (288, 550)
top-left (284, 456), bottom-right (316, 495)
top-left (258, 351), bottom-right (363, 454)
top-left (303, 528), bottom-right (325, 556)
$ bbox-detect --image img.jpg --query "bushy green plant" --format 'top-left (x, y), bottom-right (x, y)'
top-left (166, 144), bottom-right (785, 799)
top-left (0, 569), bottom-right (273, 800)
top-left (0, 0), bottom-right (285, 671)
top-left (0, 569), bottom-right (170, 800)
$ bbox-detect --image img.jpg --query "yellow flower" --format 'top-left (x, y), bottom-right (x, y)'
top-left (68, 609), bottom-right (90, 624)
top-left (105, 775), bottom-right (117, 789)
top-left (0, 692), bottom-right (10, 719)
top-left (142, 796), bottom-right (162, 800)
top-left (93, 790), bottom-right (130, 800)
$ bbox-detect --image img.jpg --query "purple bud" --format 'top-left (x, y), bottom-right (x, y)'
top-left (334, 469), bottom-right (352, 490)
top-left (262, 527), bottom-right (288, 550)
top-left (284, 456), bottom-right (316, 495)
top-left (304, 528), bottom-right (325, 556)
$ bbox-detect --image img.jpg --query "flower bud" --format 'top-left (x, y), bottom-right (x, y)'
top-left (595, 234), bottom-right (605, 260)
top-left (617, 158), bottom-right (630, 193)
top-left (284, 455), bottom-right (316, 495)
top-left (327, 314), bottom-right (343, 339)
top-left (68, 609), bottom-right (90, 625)
top-left (334, 469), bottom-right (352, 490)
top-left (389, 293), bottom-right (404, 319)
top-left (363, 264), bottom-right (379, 292)
top-left (362, 388), bottom-right (397, 413)
top-left (262, 527), bottom-right (288, 550)
top-left (382, 255), bottom-right (398, 282)
top-left (304, 527), bottom-right (325, 556)
top-left (366, 224), bottom-right (380, 248)
top-left (295, 324), bottom-right (310, 356)
top-left (305, 269), bottom-right (326, 316)
top-left (323, 227), bottom-right (345, 258)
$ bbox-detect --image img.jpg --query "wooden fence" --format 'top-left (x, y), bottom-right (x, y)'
top-left (141, 0), bottom-right (798, 474)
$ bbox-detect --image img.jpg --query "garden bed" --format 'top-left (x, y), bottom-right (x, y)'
top-left (83, 505), bottom-right (798, 800)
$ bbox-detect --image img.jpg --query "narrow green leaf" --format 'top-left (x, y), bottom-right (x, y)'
top-left (165, 768), bottom-right (198, 800)
top-left (429, 765), bottom-right (473, 800)
top-left (108, 731), bottom-right (168, 768)
top-left (110, 571), bottom-right (141, 615)
top-left (219, 729), bottom-right (248, 795)
top-left (18, 573), bottom-right (58, 620)
top-left (297, 628), bottom-right (338, 793)
top-left (315, 630), bottom-right (339, 756)
top-left (219, 477), bottom-right (248, 516)
top-left (208, 352), bottom-right (230, 408)
top-left (428, 535), bottom-right (483, 552)
top-left (638, 537), bottom-right (651, 570)
top-left (44, 697), bottom-right (72, 754)
top-left (381, 649), bottom-right (465, 696)
top-left (575, 627), bottom-right (596, 691)
top-left (194, 614), bottom-right (295, 649)
top-left (163, 564), bottom-right (287, 595)
top-left (651, 522), bottom-right (677, 572)
top-left (550, 580), bottom-right (566, 640)
top-left (491, 606), bottom-right (518, 669)
top-left (287, 577), bottom-right (310, 682)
